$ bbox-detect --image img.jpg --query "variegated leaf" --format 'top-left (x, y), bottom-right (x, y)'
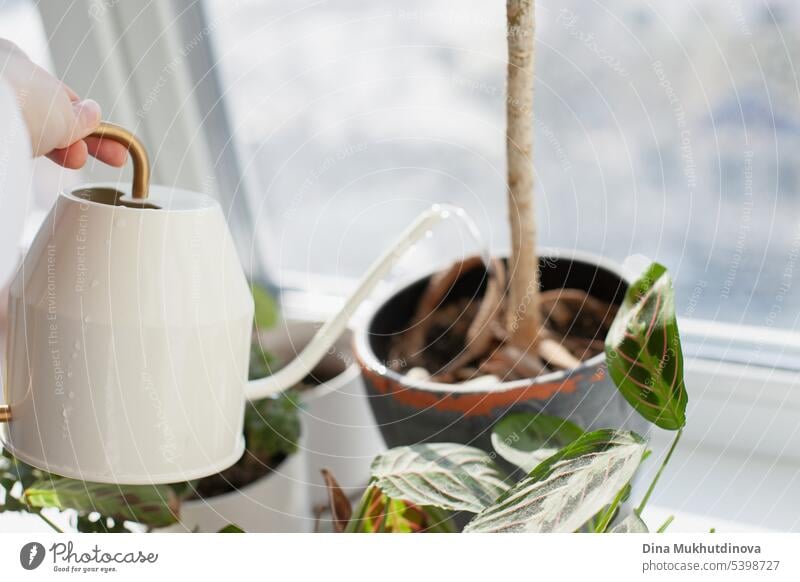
top-left (611, 513), bottom-right (649, 533)
top-left (25, 478), bottom-right (179, 527)
top-left (491, 412), bottom-right (584, 473)
top-left (464, 430), bottom-right (645, 533)
top-left (370, 443), bottom-right (508, 513)
top-left (605, 262), bottom-right (688, 430)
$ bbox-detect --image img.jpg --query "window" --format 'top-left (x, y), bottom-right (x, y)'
top-left (0, 0), bottom-right (83, 224)
top-left (2, 0), bottom-right (797, 533)
top-left (197, 3), bottom-right (800, 531)
top-left (203, 0), bottom-right (800, 332)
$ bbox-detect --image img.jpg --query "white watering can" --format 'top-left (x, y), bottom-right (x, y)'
top-left (0, 123), bottom-right (463, 484)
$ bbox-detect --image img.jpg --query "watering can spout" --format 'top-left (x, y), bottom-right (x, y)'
top-left (244, 203), bottom-right (471, 400)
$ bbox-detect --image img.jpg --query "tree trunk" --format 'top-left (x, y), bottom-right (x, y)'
top-left (505, 0), bottom-right (541, 349)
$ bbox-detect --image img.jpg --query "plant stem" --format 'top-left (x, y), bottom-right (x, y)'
top-left (656, 515), bottom-right (674, 533)
top-left (344, 484), bottom-right (377, 533)
top-left (636, 428), bottom-right (682, 517)
top-left (594, 484), bottom-right (630, 533)
top-left (505, 0), bottom-right (542, 349)
top-left (36, 511), bottom-right (63, 533)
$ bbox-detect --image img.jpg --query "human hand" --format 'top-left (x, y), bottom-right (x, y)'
top-left (0, 39), bottom-right (128, 169)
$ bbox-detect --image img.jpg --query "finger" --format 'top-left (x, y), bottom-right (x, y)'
top-left (62, 99), bottom-right (102, 146)
top-left (85, 137), bottom-right (128, 167)
top-left (46, 141), bottom-right (89, 169)
top-left (63, 84), bottom-right (79, 102)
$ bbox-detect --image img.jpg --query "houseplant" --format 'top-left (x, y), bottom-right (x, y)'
top-left (332, 264), bottom-right (687, 533)
top-left (353, 0), bottom-right (644, 450)
top-left (0, 370), bottom-right (304, 533)
top-left (157, 386), bottom-right (307, 533)
top-left (257, 320), bottom-right (385, 510)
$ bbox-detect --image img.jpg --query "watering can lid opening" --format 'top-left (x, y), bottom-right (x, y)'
top-left (63, 183), bottom-right (220, 213)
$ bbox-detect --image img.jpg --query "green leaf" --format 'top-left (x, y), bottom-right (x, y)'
top-left (370, 444), bottom-right (508, 514)
top-left (464, 430), bottom-right (646, 533)
top-left (611, 513), bottom-right (649, 533)
top-left (491, 413), bottom-right (584, 473)
top-left (217, 524), bottom-right (245, 533)
top-left (593, 483), bottom-right (632, 533)
top-left (1, 450), bottom-right (49, 489)
top-left (656, 515), bottom-right (674, 533)
top-left (346, 485), bottom-right (457, 533)
top-left (248, 342), bottom-right (279, 381)
top-left (76, 514), bottom-right (131, 533)
top-left (245, 390), bottom-right (301, 461)
top-left (252, 283), bottom-right (278, 330)
top-left (25, 479), bottom-right (179, 528)
top-left (605, 263), bottom-right (688, 430)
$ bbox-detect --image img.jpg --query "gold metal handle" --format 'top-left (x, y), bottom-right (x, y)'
top-left (89, 122), bottom-right (150, 199)
top-left (0, 405), bottom-right (9, 422)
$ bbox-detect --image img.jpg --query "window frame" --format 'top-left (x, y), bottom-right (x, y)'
top-left (37, 0), bottom-right (271, 285)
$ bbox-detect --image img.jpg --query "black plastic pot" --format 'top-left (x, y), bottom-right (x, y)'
top-left (353, 251), bottom-right (648, 452)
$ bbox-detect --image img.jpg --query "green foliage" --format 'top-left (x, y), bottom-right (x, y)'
top-left (605, 262), bottom-right (688, 430)
top-left (0, 452), bottom-right (59, 529)
top-left (491, 412), bottom-right (584, 472)
top-left (245, 390), bottom-right (301, 462)
top-left (245, 326), bottom-right (301, 464)
top-left (1, 449), bottom-right (50, 489)
top-left (465, 430), bottom-right (646, 533)
top-left (2, 264), bottom-right (693, 536)
top-left (611, 513), bottom-right (649, 533)
top-left (76, 514), bottom-right (131, 533)
top-left (369, 443), bottom-right (508, 514)
top-left (592, 483), bottom-right (632, 533)
top-left (252, 283), bottom-right (279, 330)
top-left (1, 331), bottom-right (300, 533)
top-left (346, 485), bottom-right (457, 533)
top-left (0, 284), bottom-right (288, 534)
top-left (248, 341), bottom-right (279, 381)
top-left (334, 430), bottom-right (646, 534)
top-left (25, 479), bottom-right (179, 528)
top-left (217, 524), bottom-right (245, 533)
top-left (329, 264), bottom-right (694, 535)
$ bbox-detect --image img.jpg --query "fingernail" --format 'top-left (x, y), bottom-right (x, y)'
top-left (73, 99), bottom-right (101, 128)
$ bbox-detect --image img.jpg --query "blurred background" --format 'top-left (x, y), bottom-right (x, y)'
top-left (0, 0), bottom-right (798, 531)
top-left (2, 0), bottom-right (799, 331)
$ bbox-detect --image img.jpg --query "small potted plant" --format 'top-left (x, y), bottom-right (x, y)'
top-left (1, 383), bottom-right (306, 533)
top-left (330, 265), bottom-right (687, 533)
top-left (353, 0), bottom-right (645, 450)
top-left (256, 318), bottom-right (385, 510)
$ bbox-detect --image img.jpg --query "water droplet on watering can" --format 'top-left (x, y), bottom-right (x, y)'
top-left (114, 217), bottom-right (127, 227)
top-left (73, 340), bottom-right (80, 350)
top-left (91, 279), bottom-right (99, 288)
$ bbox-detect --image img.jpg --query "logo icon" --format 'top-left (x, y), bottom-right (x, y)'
top-left (20, 542), bottom-right (46, 570)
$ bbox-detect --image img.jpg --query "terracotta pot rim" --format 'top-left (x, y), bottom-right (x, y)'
top-left (353, 248), bottom-right (631, 395)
